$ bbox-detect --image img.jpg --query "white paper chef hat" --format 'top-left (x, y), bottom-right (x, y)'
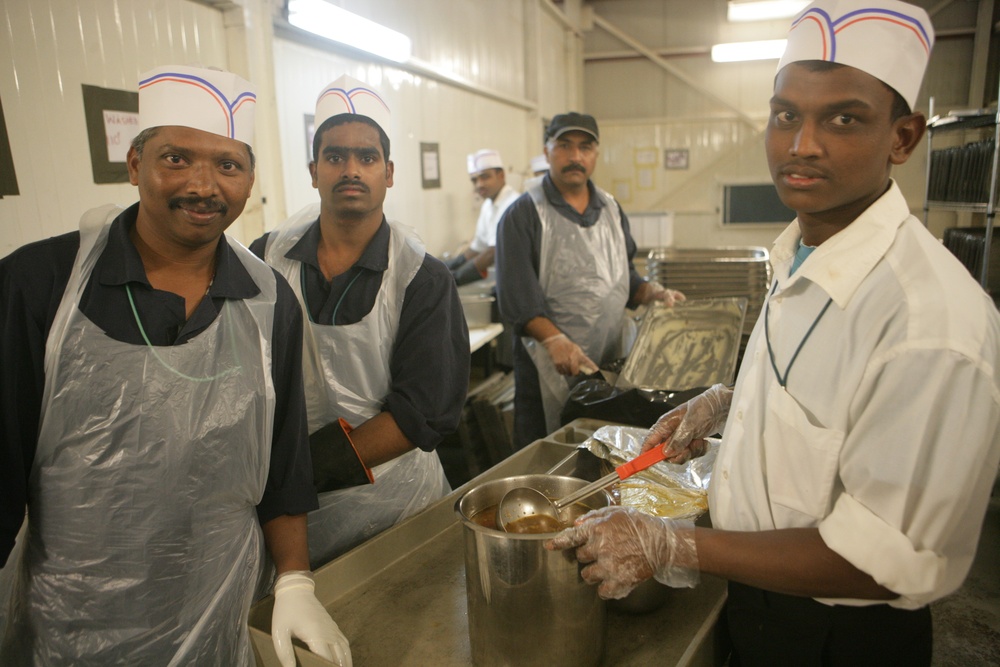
top-left (467, 149), bottom-right (504, 176)
top-left (138, 65), bottom-right (257, 147)
top-left (529, 154), bottom-right (549, 174)
top-left (315, 75), bottom-right (391, 138)
top-left (777, 0), bottom-right (933, 109)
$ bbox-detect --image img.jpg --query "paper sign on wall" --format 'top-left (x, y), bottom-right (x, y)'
top-left (102, 110), bottom-right (140, 163)
top-left (420, 142), bottom-right (440, 189)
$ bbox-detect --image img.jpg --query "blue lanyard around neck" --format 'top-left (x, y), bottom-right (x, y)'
top-left (764, 281), bottom-right (833, 388)
top-left (301, 265), bottom-right (363, 325)
top-left (125, 283), bottom-right (240, 382)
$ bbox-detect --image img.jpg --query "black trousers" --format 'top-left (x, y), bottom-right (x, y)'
top-left (725, 582), bottom-right (932, 667)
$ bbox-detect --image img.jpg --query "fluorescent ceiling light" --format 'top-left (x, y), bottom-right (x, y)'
top-left (287, 0), bottom-right (412, 63)
top-left (711, 39), bottom-right (787, 62)
top-left (727, 1), bottom-right (810, 22)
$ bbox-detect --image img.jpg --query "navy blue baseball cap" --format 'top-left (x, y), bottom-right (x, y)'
top-left (545, 112), bottom-right (599, 142)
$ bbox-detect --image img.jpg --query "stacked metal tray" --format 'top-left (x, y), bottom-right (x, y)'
top-left (646, 246), bottom-right (771, 336)
top-left (942, 227), bottom-right (1000, 295)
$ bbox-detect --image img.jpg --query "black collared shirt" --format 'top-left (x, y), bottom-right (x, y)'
top-left (495, 174), bottom-right (645, 335)
top-left (250, 217), bottom-right (470, 452)
top-left (0, 204), bottom-right (317, 566)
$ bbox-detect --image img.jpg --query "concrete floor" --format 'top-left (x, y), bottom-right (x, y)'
top-left (931, 488), bottom-right (1000, 666)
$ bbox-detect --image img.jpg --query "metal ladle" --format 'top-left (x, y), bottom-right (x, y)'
top-left (496, 445), bottom-right (671, 532)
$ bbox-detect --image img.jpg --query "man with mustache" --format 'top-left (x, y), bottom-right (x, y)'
top-left (495, 112), bottom-right (684, 448)
top-left (251, 75), bottom-right (469, 567)
top-left (444, 149), bottom-right (519, 286)
top-left (0, 65), bottom-right (349, 666)
top-left (545, 2), bottom-right (1000, 664)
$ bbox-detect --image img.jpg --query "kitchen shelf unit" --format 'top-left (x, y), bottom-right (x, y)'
top-left (923, 90), bottom-right (1000, 291)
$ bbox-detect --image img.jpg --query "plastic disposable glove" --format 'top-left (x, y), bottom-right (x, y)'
top-left (272, 571), bottom-right (352, 667)
top-left (541, 333), bottom-right (599, 375)
top-left (640, 383), bottom-right (733, 464)
top-left (544, 506), bottom-right (699, 599)
top-left (640, 280), bottom-right (686, 307)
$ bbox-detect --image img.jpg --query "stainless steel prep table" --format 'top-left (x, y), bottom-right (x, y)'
top-left (249, 419), bottom-right (728, 667)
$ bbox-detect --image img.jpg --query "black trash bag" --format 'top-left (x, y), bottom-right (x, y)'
top-left (561, 370), bottom-right (707, 429)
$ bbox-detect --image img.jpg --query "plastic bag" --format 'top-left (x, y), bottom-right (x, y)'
top-left (581, 425), bottom-right (719, 521)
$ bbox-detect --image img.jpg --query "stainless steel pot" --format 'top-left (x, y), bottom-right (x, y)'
top-left (455, 474), bottom-right (611, 667)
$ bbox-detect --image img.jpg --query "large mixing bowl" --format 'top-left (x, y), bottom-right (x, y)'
top-left (455, 474), bottom-right (612, 667)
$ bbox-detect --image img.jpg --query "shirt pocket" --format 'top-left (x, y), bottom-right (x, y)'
top-left (762, 383), bottom-right (844, 526)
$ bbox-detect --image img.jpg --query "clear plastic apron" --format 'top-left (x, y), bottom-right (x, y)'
top-left (265, 204), bottom-right (449, 567)
top-left (522, 185), bottom-right (630, 433)
top-left (0, 204), bottom-right (276, 666)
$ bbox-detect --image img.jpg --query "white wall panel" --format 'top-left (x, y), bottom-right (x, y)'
top-left (321, 0), bottom-right (527, 100)
top-left (535, 5), bottom-right (581, 122)
top-left (0, 0), bottom-right (228, 257)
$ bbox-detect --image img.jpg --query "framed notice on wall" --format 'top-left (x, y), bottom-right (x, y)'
top-left (420, 142), bottom-right (440, 189)
top-left (664, 148), bottom-right (689, 170)
top-left (0, 94), bottom-right (17, 197)
top-left (82, 84), bottom-right (140, 184)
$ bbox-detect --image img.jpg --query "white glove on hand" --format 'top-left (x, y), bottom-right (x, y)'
top-left (640, 383), bottom-right (733, 464)
top-left (641, 281), bottom-right (686, 307)
top-left (541, 333), bottom-right (599, 376)
top-left (272, 571), bottom-right (352, 667)
top-left (544, 506), bottom-right (699, 599)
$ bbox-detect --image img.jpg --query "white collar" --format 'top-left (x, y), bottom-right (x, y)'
top-left (771, 180), bottom-right (910, 309)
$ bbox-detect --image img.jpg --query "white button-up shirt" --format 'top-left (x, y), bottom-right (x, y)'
top-left (469, 184), bottom-right (519, 252)
top-left (709, 181), bottom-right (1000, 609)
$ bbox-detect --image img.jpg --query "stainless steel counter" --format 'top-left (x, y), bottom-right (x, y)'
top-left (249, 419), bottom-right (728, 667)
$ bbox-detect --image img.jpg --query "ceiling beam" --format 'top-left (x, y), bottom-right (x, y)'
top-left (589, 11), bottom-right (761, 131)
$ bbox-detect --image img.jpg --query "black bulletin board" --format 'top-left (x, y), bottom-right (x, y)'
top-left (0, 94), bottom-right (17, 197)
top-left (82, 84), bottom-right (139, 184)
top-left (723, 183), bottom-right (795, 225)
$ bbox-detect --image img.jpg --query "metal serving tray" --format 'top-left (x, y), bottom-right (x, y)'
top-left (618, 297), bottom-right (746, 391)
top-left (248, 419), bottom-right (727, 667)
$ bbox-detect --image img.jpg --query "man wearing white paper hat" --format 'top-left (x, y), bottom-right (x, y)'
top-left (529, 153), bottom-right (549, 176)
top-left (252, 75), bottom-right (468, 566)
top-left (444, 148), bottom-right (519, 285)
top-left (522, 154), bottom-right (550, 191)
top-left (546, 2), bottom-right (1000, 664)
top-left (0, 64), bottom-right (350, 667)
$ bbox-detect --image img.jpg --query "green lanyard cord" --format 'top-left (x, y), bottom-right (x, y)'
top-left (126, 283), bottom-right (241, 383)
top-left (764, 281), bottom-right (834, 388)
top-left (301, 266), bottom-right (363, 325)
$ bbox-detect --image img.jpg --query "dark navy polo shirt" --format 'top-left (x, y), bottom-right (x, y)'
top-left (494, 174), bottom-right (645, 336)
top-left (250, 216), bottom-right (470, 453)
top-left (0, 203), bottom-right (317, 566)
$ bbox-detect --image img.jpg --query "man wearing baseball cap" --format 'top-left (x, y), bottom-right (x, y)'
top-left (496, 111), bottom-right (684, 448)
top-left (252, 75), bottom-right (468, 567)
top-left (444, 148), bottom-right (520, 285)
top-left (0, 65), bottom-right (349, 666)
top-left (546, 2), bottom-right (1000, 664)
